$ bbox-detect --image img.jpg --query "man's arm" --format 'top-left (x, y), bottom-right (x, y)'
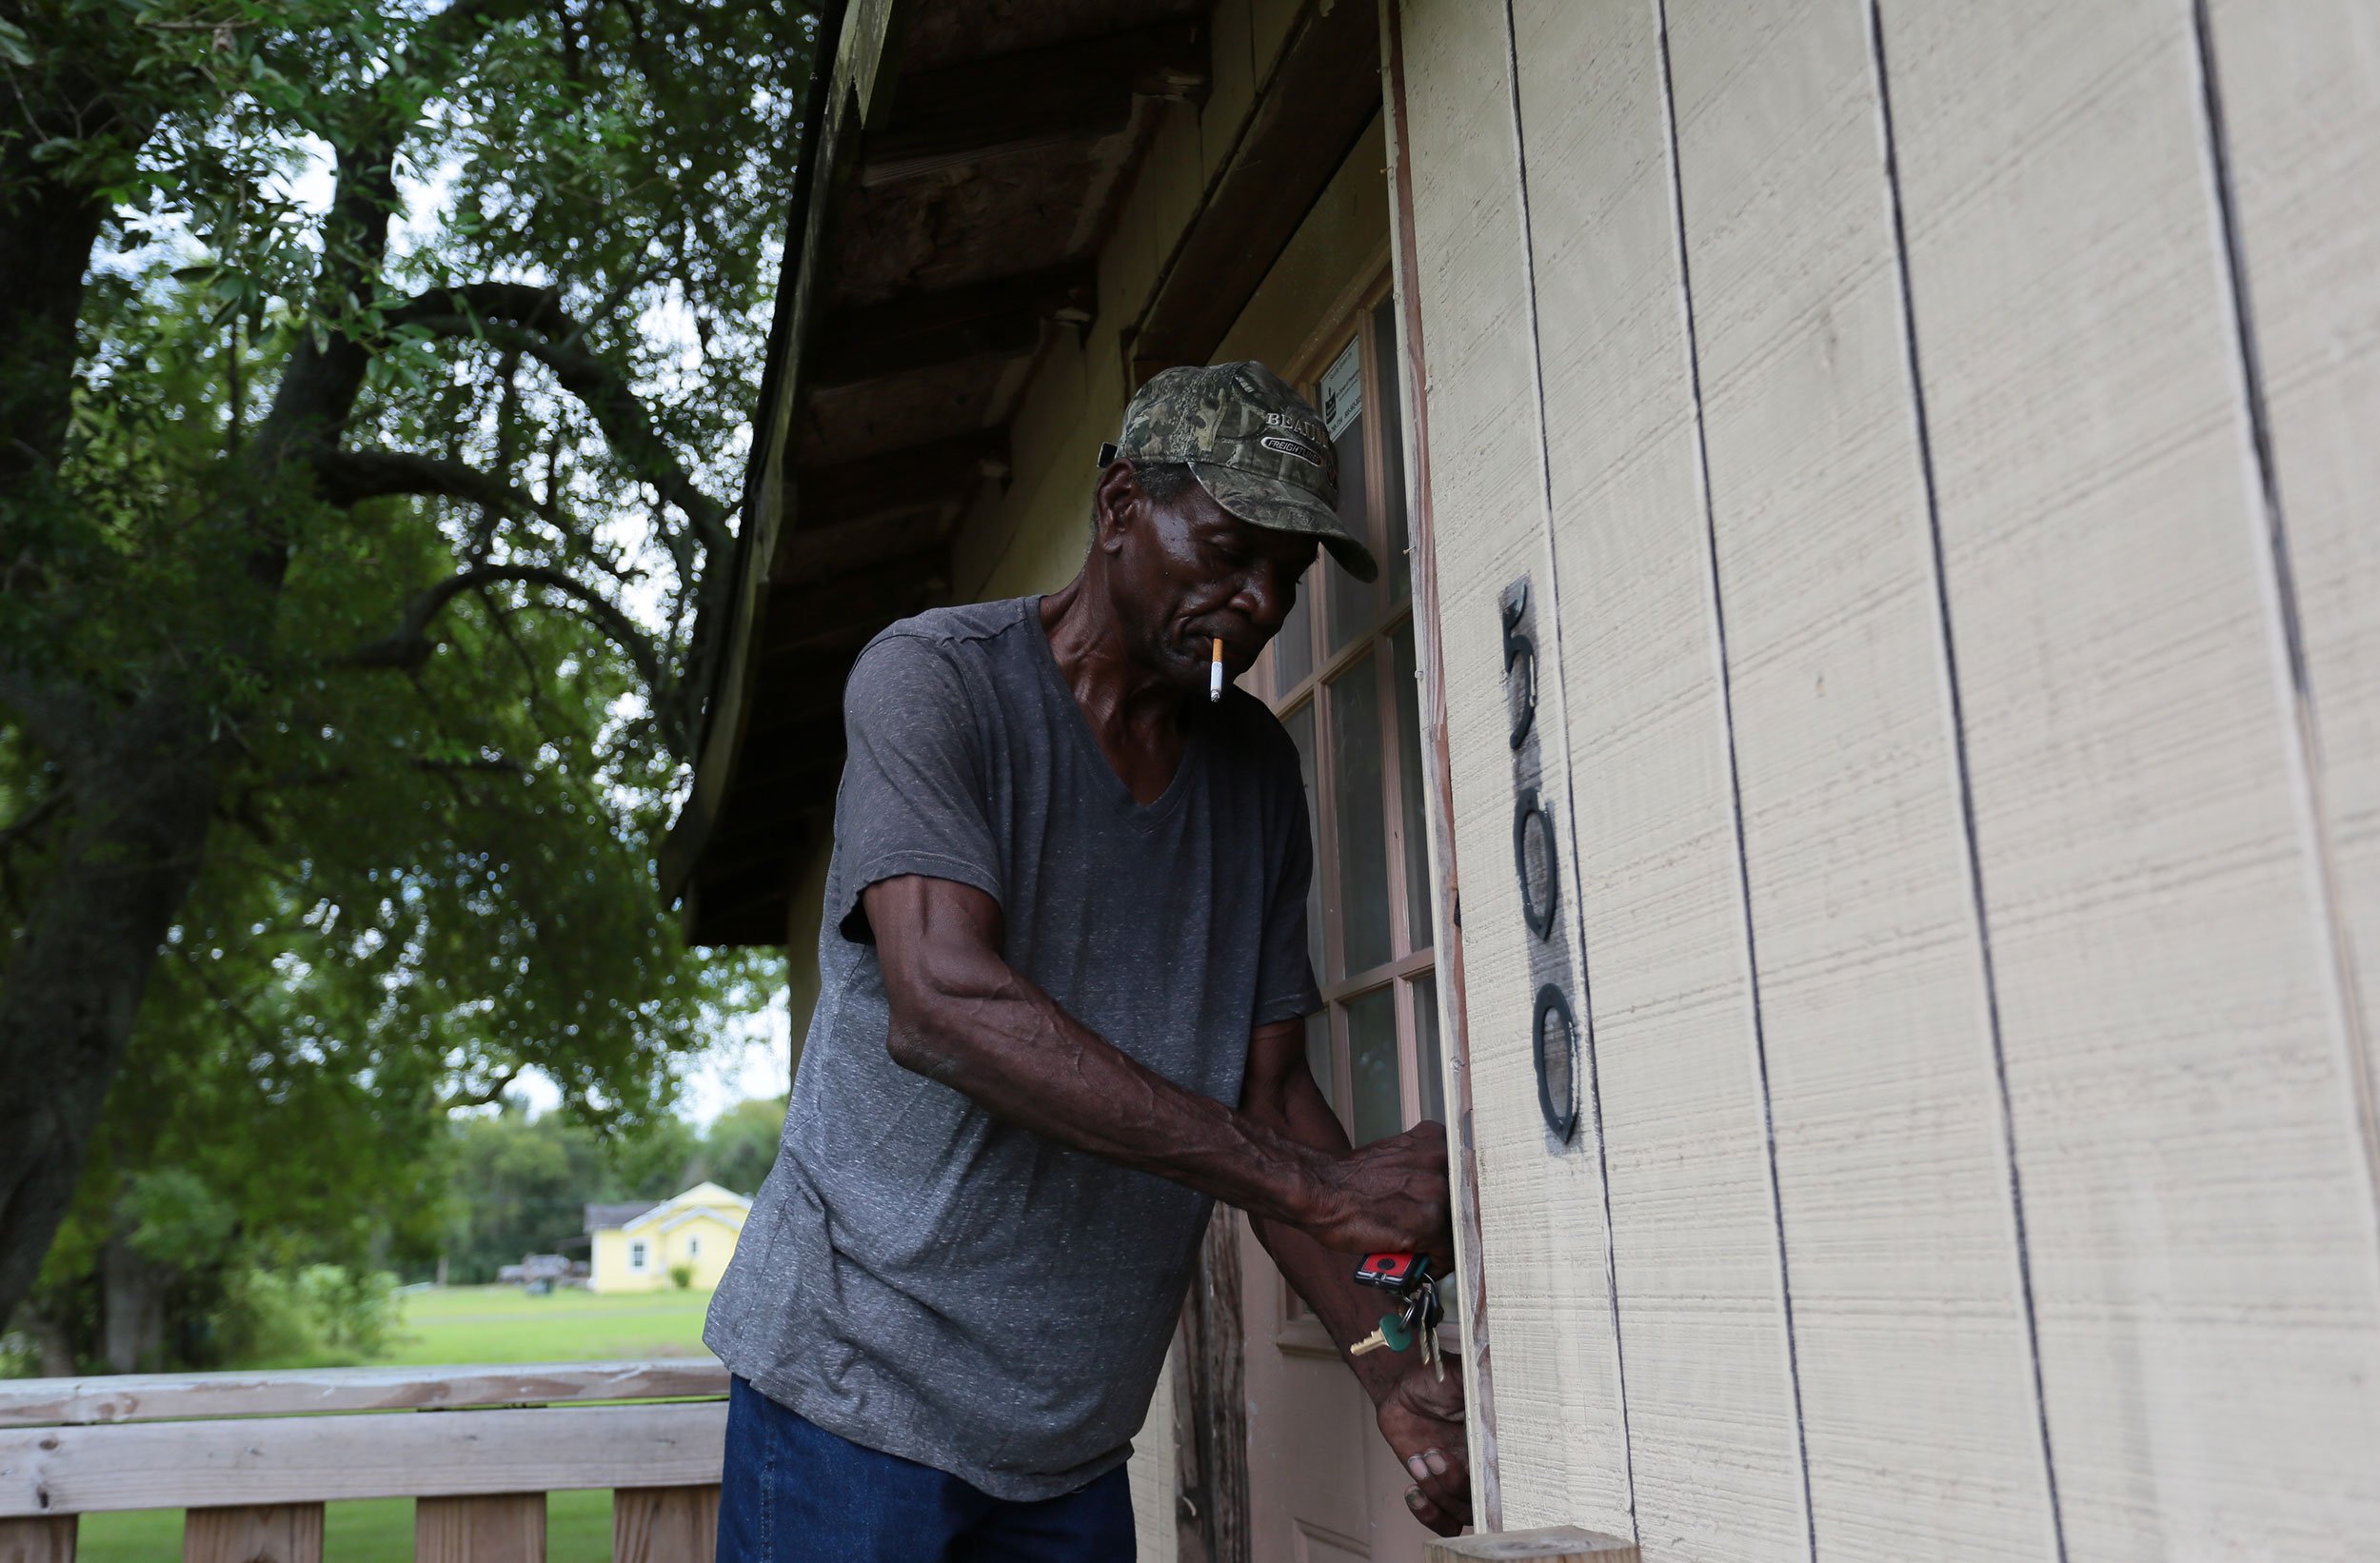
top-left (863, 872), bottom-right (1450, 1256)
top-left (1239, 1016), bottom-right (1473, 1536)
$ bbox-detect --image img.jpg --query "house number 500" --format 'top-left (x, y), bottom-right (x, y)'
top-left (1499, 580), bottom-right (1578, 1145)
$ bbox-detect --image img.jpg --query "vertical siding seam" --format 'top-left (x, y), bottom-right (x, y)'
top-left (1497, 0), bottom-right (1640, 1539)
top-left (2183, 0), bottom-right (2380, 1254)
top-left (1650, 3), bottom-right (1816, 1555)
top-left (1863, 7), bottom-right (2071, 1556)
top-left (1381, 0), bottom-right (1504, 1527)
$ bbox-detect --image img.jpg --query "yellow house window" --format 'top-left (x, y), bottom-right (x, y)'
top-left (687, 1237), bottom-right (702, 1258)
top-left (629, 1239), bottom-right (648, 1271)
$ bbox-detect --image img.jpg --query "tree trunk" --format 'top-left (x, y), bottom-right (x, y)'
top-left (0, 700), bottom-right (223, 1328)
top-left (99, 1235), bottom-right (166, 1373)
top-left (9, 1296), bottom-right (79, 1376)
top-left (0, 178), bottom-right (104, 494)
top-left (0, 17), bottom-right (127, 506)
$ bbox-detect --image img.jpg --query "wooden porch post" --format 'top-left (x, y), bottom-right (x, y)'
top-left (614, 1485), bottom-right (718, 1563)
top-left (414, 1494), bottom-right (545, 1563)
top-left (183, 1504), bottom-right (324, 1563)
top-left (0, 1516), bottom-right (76, 1563)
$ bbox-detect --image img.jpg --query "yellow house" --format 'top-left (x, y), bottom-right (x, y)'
top-left (583, 1181), bottom-right (750, 1294)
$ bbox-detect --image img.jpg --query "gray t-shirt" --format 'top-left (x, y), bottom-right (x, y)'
top-left (704, 595), bottom-right (1320, 1501)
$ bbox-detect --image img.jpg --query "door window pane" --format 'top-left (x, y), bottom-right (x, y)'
top-left (1276, 586), bottom-right (1315, 694)
top-left (1305, 1010), bottom-right (1335, 1115)
top-left (1391, 621), bottom-right (1432, 950)
top-left (1413, 972), bottom-right (1443, 1125)
top-left (1285, 702), bottom-right (1323, 984)
top-left (1328, 653), bottom-right (1391, 977)
top-left (1345, 986), bottom-right (1401, 1146)
top-left (1319, 336), bottom-right (1376, 655)
top-left (1373, 299), bottom-right (1411, 606)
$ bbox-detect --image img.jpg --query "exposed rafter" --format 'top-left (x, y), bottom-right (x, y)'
top-left (860, 20), bottom-right (1208, 185)
top-left (810, 263), bottom-right (1097, 388)
top-left (758, 548), bottom-right (952, 656)
top-left (793, 428), bottom-right (1011, 533)
top-left (772, 509), bottom-right (954, 585)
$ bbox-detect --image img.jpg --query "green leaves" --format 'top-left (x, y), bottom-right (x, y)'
top-left (4, 0), bottom-right (819, 1365)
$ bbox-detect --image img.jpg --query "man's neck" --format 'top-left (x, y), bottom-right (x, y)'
top-left (1041, 575), bottom-right (1185, 744)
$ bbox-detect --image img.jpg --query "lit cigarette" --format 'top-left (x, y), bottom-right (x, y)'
top-left (1209, 638), bottom-right (1224, 703)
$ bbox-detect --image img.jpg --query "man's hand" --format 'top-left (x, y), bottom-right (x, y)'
top-left (1238, 1019), bottom-right (1471, 1533)
top-left (1303, 1119), bottom-right (1455, 1257)
top-left (1377, 1353), bottom-right (1472, 1536)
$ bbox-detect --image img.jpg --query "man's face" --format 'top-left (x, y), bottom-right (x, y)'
top-left (1096, 462), bottom-right (1319, 690)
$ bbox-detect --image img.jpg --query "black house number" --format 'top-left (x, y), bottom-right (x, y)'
top-left (1500, 579), bottom-right (1579, 1145)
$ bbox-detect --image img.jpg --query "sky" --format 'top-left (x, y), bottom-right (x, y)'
top-left (511, 999), bottom-right (794, 1128)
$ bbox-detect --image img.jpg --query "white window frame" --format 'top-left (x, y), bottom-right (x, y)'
top-left (1248, 279), bottom-right (1442, 1147)
top-left (629, 1238), bottom-right (648, 1271)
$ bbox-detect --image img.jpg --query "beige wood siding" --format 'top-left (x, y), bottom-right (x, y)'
top-left (1888, 5), bottom-right (2380, 1556)
top-left (1394, 0), bottom-right (1634, 1538)
top-left (1661, 2), bottom-right (2057, 1557)
top-left (1516, 0), bottom-right (1811, 1554)
top-left (2206, 0), bottom-right (2380, 1214)
top-left (1395, 0), bottom-right (2380, 1557)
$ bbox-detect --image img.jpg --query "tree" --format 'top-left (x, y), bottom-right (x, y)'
top-left (0, 0), bottom-right (815, 1327)
top-left (437, 1100), bottom-right (701, 1286)
top-left (693, 1094), bottom-right (784, 1197)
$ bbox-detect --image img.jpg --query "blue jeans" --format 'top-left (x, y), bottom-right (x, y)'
top-left (717, 1375), bottom-right (1137, 1563)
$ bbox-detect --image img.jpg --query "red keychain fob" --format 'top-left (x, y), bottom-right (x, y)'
top-left (1355, 1251), bottom-right (1434, 1291)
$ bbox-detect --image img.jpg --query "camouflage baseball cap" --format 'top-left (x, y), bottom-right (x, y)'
top-left (1104, 361), bottom-right (1379, 583)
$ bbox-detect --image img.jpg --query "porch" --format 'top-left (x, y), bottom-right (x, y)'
top-left (0, 1360), bottom-right (728, 1562)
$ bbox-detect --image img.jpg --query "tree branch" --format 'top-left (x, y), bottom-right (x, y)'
top-left (315, 448), bottom-right (540, 514)
top-left (387, 284), bottom-right (733, 562)
top-left (0, 666), bottom-right (104, 767)
top-left (334, 565), bottom-right (671, 724)
top-left (245, 755), bottom-right (528, 796)
top-left (441, 1063), bottom-right (523, 1112)
top-left (248, 0), bottom-right (542, 480)
top-left (0, 788), bottom-right (68, 858)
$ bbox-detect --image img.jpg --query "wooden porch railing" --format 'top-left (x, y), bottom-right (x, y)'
top-left (0, 1358), bottom-right (730, 1562)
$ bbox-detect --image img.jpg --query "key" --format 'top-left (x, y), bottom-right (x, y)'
top-left (1411, 1286), bottom-right (1445, 1381)
top-left (1350, 1312), bottom-right (1414, 1357)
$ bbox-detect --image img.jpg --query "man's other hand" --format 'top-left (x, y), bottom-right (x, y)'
top-left (1304, 1119), bottom-right (1455, 1257)
top-left (1377, 1352), bottom-right (1472, 1535)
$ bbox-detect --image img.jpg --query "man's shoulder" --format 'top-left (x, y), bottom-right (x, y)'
top-left (861, 598), bottom-right (1034, 661)
top-left (843, 599), bottom-right (1038, 724)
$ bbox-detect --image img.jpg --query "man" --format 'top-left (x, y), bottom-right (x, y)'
top-left (706, 362), bottom-right (1469, 1561)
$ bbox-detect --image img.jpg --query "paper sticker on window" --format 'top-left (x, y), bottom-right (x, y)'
top-left (1319, 337), bottom-right (1362, 440)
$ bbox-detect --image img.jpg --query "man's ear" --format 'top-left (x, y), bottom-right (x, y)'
top-left (1092, 461), bottom-right (1140, 552)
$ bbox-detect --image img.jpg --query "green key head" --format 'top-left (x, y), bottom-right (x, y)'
top-left (1378, 1313), bottom-right (1415, 1353)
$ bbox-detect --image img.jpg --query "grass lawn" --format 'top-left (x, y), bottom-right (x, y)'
top-left (73, 1284), bottom-right (719, 1563)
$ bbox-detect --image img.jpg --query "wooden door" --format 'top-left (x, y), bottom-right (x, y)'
top-left (1236, 291), bottom-right (1446, 1563)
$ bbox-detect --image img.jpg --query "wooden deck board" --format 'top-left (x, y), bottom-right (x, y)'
top-left (0, 1361), bottom-right (726, 1430)
top-left (1, 1402), bottom-right (726, 1515)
